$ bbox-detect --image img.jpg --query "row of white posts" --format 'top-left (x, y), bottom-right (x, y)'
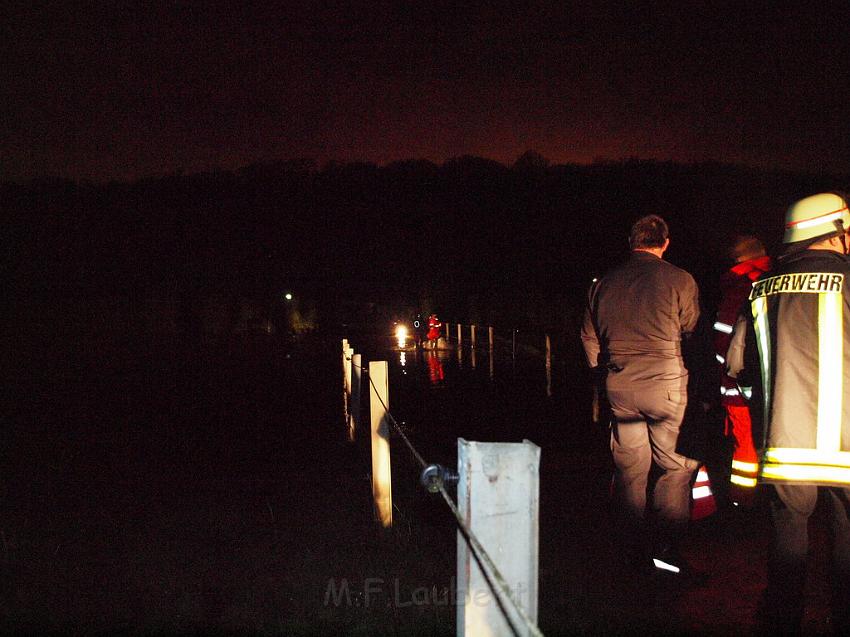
top-left (342, 338), bottom-right (541, 636)
top-left (442, 322), bottom-right (495, 351)
top-left (441, 323), bottom-right (554, 397)
top-left (343, 339), bottom-right (392, 526)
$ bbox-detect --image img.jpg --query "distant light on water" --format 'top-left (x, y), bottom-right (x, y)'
top-left (284, 293), bottom-right (293, 301)
top-left (395, 324), bottom-right (408, 349)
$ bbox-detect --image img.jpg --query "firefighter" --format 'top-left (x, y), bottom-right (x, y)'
top-left (426, 313), bottom-right (442, 349)
top-left (712, 236), bottom-right (772, 509)
top-left (582, 214), bottom-right (702, 580)
top-left (726, 192), bottom-right (850, 632)
top-left (412, 313), bottom-right (425, 347)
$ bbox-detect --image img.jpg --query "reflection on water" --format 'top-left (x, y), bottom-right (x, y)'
top-left (343, 388), bottom-right (354, 441)
top-left (489, 346), bottom-right (494, 380)
top-left (425, 350), bottom-right (445, 384)
top-left (373, 338), bottom-right (570, 442)
top-left (384, 336), bottom-right (565, 401)
top-left (416, 342), bottom-right (501, 383)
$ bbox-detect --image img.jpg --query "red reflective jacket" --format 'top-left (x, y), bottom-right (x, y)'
top-left (714, 256), bottom-right (772, 406)
top-left (427, 315), bottom-right (442, 341)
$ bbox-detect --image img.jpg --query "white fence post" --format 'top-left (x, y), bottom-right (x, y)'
top-left (341, 339), bottom-right (349, 390)
top-left (344, 347), bottom-right (354, 396)
top-left (350, 353), bottom-right (362, 441)
top-left (342, 340), bottom-right (352, 436)
top-left (369, 361), bottom-right (393, 527)
top-left (457, 439), bottom-right (540, 636)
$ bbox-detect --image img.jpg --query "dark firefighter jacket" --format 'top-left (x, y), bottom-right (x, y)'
top-left (726, 249), bottom-right (850, 486)
top-left (581, 251), bottom-right (701, 392)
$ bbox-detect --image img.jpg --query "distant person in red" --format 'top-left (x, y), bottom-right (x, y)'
top-left (427, 314), bottom-right (442, 348)
top-left (712, 235), bottom-right (771, 509)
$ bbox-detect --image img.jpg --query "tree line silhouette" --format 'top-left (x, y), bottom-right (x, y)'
top-left (4, 153), bottom-right (846, 336)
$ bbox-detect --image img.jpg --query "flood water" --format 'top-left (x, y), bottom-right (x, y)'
top-left (1, 324), bottom-right (835, 634)
top-left (346, 328), bottom-right (606, 468)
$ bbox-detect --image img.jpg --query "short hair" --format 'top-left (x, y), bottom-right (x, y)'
top-left (629, 215), bottom-right (669, 250)
top-left (728, 235), bottom-right (766, 263)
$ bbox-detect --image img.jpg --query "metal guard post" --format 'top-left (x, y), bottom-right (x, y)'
top-left (420, 464), bottom-right (459, 493)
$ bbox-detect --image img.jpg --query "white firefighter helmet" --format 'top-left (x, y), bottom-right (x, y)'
top-left (783, 192), bottom-right (850, 244)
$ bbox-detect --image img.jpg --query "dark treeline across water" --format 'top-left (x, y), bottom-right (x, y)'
top-left (5, 155), bottom-right (847, 335)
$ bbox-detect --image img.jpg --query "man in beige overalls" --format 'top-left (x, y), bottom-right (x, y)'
top-left (582, 214), bottom-right (701, 579)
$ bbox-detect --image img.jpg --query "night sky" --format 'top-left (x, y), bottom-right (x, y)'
top-left (3, 2), bottom-right (850, 183)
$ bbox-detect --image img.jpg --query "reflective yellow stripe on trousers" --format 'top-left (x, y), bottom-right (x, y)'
top-left (731, 460), bottom-right (758, 487)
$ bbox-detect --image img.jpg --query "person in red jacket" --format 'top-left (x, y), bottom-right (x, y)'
top-left (713, 235), bottom-right (771, 508)
top-left (426, 314), bottom-right (442, 349)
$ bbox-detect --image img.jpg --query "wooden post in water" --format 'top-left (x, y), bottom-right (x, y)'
top-left (488, 326), bottom-right (494, 350)
top-left (545, 335), bottom-right (552, 397)
top-left (457, 323), bottom-right (463, 348)
top-left (457, 439), bottom-right (540, 636)
top-left (369, 361), bottom-right (393, 527)
top-left (470, 324), bottom-right (477, 349)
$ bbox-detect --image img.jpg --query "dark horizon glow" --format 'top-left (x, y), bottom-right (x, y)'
top-left (3, 3), bottom-right (849, 183)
